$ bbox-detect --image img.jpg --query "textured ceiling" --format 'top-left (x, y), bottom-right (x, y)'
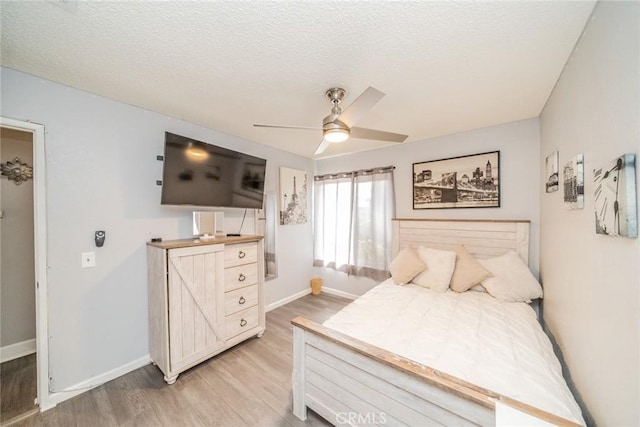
top-left (1, 1), bottom-right (595, 158)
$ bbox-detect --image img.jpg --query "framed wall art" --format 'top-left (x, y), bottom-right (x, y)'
top-left (563, 154), bottom-right (584, 209)
top-left (279, 167), bottom-right (308, 225)
top-left (594, 153), bottom-right (637, 238)
top-left (545, 150), bottom-right (559, 193)
top-left (413, 151), bottom-right (500, 209)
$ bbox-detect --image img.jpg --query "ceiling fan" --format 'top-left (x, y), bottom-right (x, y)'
top-left (253, 86), bottom-right (409, 155)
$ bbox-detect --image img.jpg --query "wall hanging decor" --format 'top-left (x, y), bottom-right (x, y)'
top-left (279, 167), bottom-right (308, 225)
top-left (1, 157), bottom-right (33, 185)
top-left (413, 151), bottom-right (500, 209)
top-left (545, 150), bottom-right (559, 193)
top-left (563, 154), bottom-right (584, 209)
top-left (594, 153), bottom-right (637, 238)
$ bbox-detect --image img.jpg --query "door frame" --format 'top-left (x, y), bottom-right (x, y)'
top-left (0, 117), bottom-right (49, 410)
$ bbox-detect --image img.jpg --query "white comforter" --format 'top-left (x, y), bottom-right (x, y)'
top-left (323, 279), bottom-right (584, 425)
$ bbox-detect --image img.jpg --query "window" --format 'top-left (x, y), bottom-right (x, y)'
top-left (313, 166), bottom-right (395, 281)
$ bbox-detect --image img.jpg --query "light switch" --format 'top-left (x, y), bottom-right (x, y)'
top-left (81, 252), bottom-right (96, 268)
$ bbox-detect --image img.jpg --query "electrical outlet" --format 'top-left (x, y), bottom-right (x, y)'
top-left (81, 252), bottom-right (96, 268)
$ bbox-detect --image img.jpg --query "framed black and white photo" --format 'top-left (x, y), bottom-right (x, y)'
top-left (279, 167), bottom-right (308, 225)
top-left (594, 153), bottom-right (637, 238)
top-left (545, 151), bottom-right (559, 193)
top-left (413, 151), bottom-right (500, 209)
top-left (563, 154), bottom-right (584, 209)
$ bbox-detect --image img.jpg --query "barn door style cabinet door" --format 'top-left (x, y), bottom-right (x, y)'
top-left (147, 236), bottom-right (265, 384)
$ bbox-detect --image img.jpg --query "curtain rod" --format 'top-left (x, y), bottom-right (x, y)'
top-left (314, 165), bottom-right (395, 181)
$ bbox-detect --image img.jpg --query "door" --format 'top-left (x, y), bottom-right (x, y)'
top-left (167, 244), bottom-right (225, 372)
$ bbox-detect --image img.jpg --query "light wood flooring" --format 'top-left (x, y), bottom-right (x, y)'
top-left (7, 292), bottom-right (351, 427)
top-left (1, 353), bottom-right (38, 425)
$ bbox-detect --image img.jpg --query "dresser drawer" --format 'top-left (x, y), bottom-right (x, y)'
top-left (224, 263), bottom-right (258, 291)
top-left (224, 243), bottom-right (258, 267)
top-left (225, 306), bottom-right (259, 339)
top-left (225, 285), bottom-right (258, 315)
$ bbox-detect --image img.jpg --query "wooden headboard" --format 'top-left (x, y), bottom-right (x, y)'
top-left (392, 218), bottom-right (531, 265)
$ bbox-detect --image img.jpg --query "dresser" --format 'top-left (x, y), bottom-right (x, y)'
top-left (147, 235), bottom-right (265, 384)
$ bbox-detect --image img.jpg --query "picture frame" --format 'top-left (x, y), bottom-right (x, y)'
top-left (563, 154), bottom-right (584, 209)
top-left (279, 167), bottom-right (308, 225)
top-left (545, 150), bottom-right (559, 193)
top-left (413, 151), bottom-right (500, 209)
top-left (594, 153), bottom-right (637, 238)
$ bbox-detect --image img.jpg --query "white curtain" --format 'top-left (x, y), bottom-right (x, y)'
top-left (313, 167), bottom-right (395, 281)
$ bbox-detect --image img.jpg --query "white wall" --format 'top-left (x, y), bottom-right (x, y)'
top-left (539, 2), bottom-right (639, 426)
top-left (315, 118), bottom-right (540, 296)
top-left (1, 68), bottom-right (314, 391)
top-left (0, 128), bottom-right (36, 348)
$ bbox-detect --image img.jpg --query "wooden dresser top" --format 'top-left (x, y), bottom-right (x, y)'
top-left (147, 235), bottom-right (262, 250)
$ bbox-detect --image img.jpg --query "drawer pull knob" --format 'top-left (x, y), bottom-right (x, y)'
top-left (239, 296), bottom-right (246, 305)
top-left (238, 251), bottom-right (246, 259)
top-left (240, 318), bottom-right (247, 327)
top-left (238, 273), bottom-right (246, 282)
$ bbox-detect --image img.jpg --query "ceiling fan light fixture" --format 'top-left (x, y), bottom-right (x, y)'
top-left (323, 128), bottom-right (350, 143)
top-left (253, 86), bottom-right (407, 155)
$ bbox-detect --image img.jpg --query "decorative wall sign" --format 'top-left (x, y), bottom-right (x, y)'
top-left (563, 154), bottom-right (584, 209)
top-left (413, 151), bottom-right (500, 209)
top-left (545, 150), bottom-right (559, 193)
top-left (1, 157), bottom-right (33, 185)
top-left (594, 153), bottom-right (637, 238)
top-left (279, 167), bottom-right (308, 225)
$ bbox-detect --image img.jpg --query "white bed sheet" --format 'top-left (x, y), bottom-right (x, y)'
top-left (323, 279), bottom-right (584, 425)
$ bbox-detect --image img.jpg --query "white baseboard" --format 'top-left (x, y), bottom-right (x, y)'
top-left (266, 286), bottom-right (360, 312)
top-left (266, 288), bottom-right (311, 312)
top-left (43, 355), bottom-right (151, 410)
top-left (1, 338), bottom-right (36, 363)
top-left (322, 287), bottom-right (359, 300)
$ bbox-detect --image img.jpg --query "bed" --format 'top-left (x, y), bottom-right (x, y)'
top-left (292, 219), bottom-right (584, 426)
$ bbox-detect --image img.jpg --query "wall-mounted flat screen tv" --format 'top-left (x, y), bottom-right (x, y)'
top-left (161, 132), bottom-right (266, 209)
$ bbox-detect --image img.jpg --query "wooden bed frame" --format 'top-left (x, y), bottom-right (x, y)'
top-left (292, 219), bottom-right (581, 426)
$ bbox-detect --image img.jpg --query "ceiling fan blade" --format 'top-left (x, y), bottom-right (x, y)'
top-left (253, 124), bottom-right (323, 131)
top-left (337, 86), bottom-right (385, 128)
top-left (314, 139), bottom-right (332, 155)
top-left (350, 127), bottom-right (408, 143)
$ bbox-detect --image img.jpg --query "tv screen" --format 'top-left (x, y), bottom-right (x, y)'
top-left (161, 132), bottom-right (266, 209)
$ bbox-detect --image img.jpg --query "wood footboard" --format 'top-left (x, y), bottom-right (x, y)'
top-left (292, 316), bottom-right (582, 426)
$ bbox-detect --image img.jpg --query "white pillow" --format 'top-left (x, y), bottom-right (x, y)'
top-left (478, 251), bottom-right (543, 303)
top-left (388, 247), bottom-right (426, 285)
top-left (411, 246), bottom-right (457, 292)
